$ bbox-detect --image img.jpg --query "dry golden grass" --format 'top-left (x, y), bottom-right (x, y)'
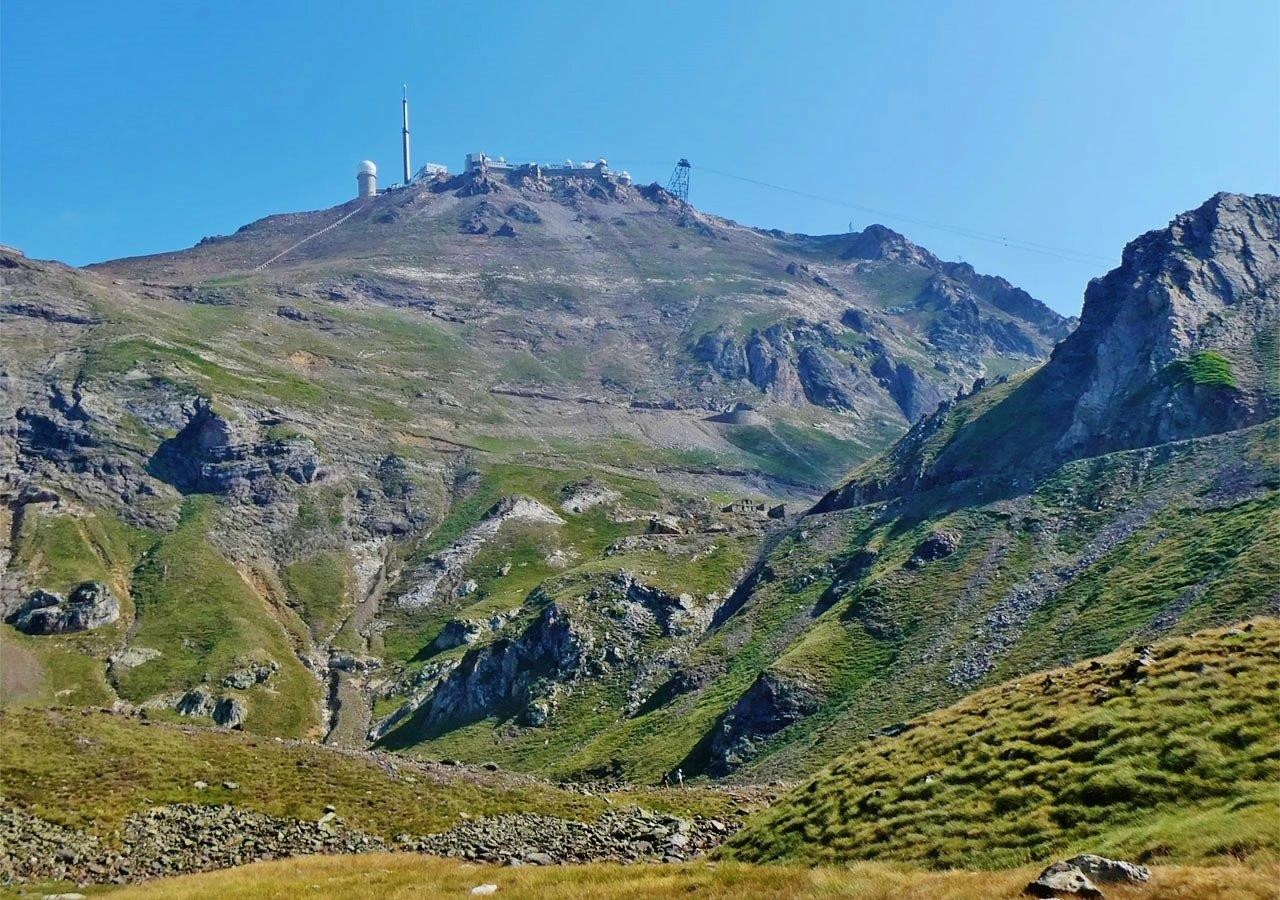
top-left (102, 855), bottom-right (1280, 900)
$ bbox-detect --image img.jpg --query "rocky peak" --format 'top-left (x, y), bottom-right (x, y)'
top-left (837, 224), bottom-right (940, 267)
top-left (817, 193), bottom-right (1280, 509)
top-left (1049, 192), bottom-right (1279, 457)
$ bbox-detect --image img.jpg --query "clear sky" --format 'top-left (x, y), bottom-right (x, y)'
top-left (2, 1), bottom-right (1277, 314)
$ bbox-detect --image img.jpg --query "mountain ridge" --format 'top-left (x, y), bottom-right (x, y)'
top-left (1, 189), bottom-right (1275, 797)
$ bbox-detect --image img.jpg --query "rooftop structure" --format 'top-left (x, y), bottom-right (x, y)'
top-left (464, 152), bottom-right (631, 184)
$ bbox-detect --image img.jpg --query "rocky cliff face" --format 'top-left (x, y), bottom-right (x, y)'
top-left (403, 601), bottom-right (595, 734)
top-left (707, 671), bottom-right (822, 775)
top-left (150, 399), bottom-right (322, 504)
top-left (817, 192), bottom-right (1280, 510)
top-left (1050, 192), bottom-right (1279, 457)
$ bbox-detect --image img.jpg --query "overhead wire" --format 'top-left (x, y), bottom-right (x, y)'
top-left (690, 164), bottom-right (1114, 267)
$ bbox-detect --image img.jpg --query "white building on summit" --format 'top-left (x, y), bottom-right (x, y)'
top-left (356, 160), bottom-right (377, 198)
top-left (354, 89), bottom-right (630, 198)
top-left (464, 152), bottom-right (631, 184)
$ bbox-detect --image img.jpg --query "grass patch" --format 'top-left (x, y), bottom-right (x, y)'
top-left (90, 855), bottom-right (1280, 899)
top-left (12, 510), bottom-right (150, 594)
top-left (113, 497), bottom-right (320, 737)
top-left (281, 551), bottom-right (354, 639)
top-left (1169, 351), bottom-right (1237, 389)
top-left (0, 708), bottom-right (736, 842)
top-left (725, 422), bottom-right (873, 487)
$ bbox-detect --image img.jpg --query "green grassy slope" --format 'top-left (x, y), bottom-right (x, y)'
top-left (113, 498), bottom-right (321, 737)
top-left (372, 463), bottom-right (764, 779)
top-left (369, 420), bottom-right (1277, 784)
top-left (1, 510), bottom-right (152, 710)
top-left (0, 708), bottom-right (739, 840)
top-left (723, 619), bottom-right (1280, 868)
top-left (680, 421), bottom-right (1279, 781)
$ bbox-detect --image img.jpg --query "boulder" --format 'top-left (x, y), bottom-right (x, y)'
top-left (1064, 854), bottom-right (1150, 885)
top-left (212, 697), bottom-right (247, 729)
top-left (911, 529), bottom-right (962, 564)
top-left (222, 660), bottom-right (278, 689)
top-left (647, 514), bottom-right (683, 535)
top-left (8, 582), bottom-right (120, 634)
top-left (1025, 861), bottom-right (1104, 898)
top-left (431, 619), bottom-right (485, 652)
top-left (175, 689), bottom-right (215, 718)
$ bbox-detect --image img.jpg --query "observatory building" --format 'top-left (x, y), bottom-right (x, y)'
top-left (353, 88), bottom-right (630, 198)
top-left (356, 160), bottom-right (377, 198)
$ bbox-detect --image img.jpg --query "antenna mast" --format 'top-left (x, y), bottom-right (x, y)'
top-left (667, 158), bottom-right (691, 202)
top-left (402, 85), bottom-right (412, 184)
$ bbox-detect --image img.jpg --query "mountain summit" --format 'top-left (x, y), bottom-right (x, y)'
top-left (91, 163), bottom-right (1068, 474)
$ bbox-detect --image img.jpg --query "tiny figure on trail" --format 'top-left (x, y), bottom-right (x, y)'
top-left (676, 767), bottom-right (684, 787)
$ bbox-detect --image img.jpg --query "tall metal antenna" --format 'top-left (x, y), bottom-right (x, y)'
top-left (667, 158), bottom-right (691, 201)
top-left (401, 85), bottom-right (412, 184)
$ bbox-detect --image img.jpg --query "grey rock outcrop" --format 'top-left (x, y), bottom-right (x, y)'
top-left (175, 689), bottom-right (216, 718)
top-left (410, 602), bottom-right (594, 732)
top-left (212, 697), bottom-right (247, 729)
top-left (708, 670), bottom-right (822, 775)
top-left (871, 354), bottom-right (944, 422)
top-left (696, 322), bottom-right (870, 411)
top-left (222, 660), bottom-right (278, 690)
top-left (149, 399), bottom-right (320, 504)
top-left (430, 611), bottom-right (516, 653)
top-left (1025, 862), bottom-right (1103, 898)
top-left (7, 582), bottom-right (120, 634)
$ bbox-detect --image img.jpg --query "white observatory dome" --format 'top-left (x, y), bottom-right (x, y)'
top-left (357, 160), bottom-right (377, 175)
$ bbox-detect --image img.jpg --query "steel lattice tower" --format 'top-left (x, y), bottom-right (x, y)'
top-left (667, 158), bottom-right (691, 201)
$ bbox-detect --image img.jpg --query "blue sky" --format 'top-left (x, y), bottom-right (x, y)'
top-left (2, 1), bottom-right (1276, 314)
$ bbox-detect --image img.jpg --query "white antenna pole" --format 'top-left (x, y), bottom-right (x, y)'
top-left (402, 85), bottom-right (412, 184)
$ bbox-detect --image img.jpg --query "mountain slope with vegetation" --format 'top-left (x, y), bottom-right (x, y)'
top-left (722, 620), bottom-right (1280, 868)
top-left (1, 184), bottom-right (1275, 802)
top-left (373, 194), bottom-right (1278, 782)
top-left (1, 165), bottom-right (1068, 748)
